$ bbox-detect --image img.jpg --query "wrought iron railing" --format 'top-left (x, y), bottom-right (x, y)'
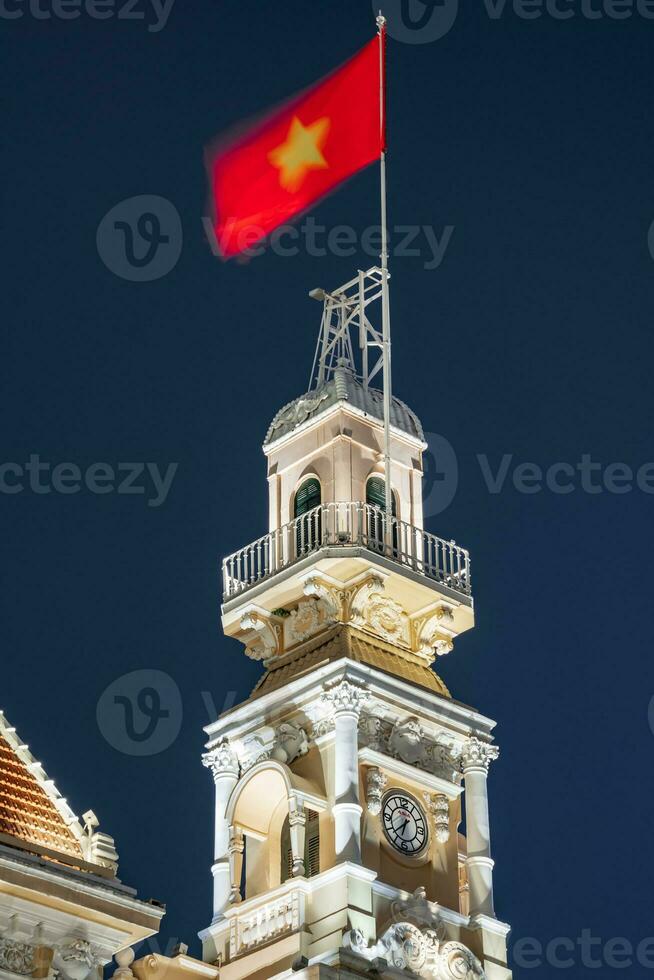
top-left (222, 502), bottom-right (471, 600)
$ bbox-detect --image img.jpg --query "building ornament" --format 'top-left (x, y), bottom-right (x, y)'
top-left (53, 939), bottom-right (98, 980)
top-left (270, 391), bottom-right (329, 432)
top-left (240, 611), bottom-right (281, 663)
top-left (270, 723), bottom-right (309, 765)
top-left (239, 734), bottom-right (271, 773)
top-left (321, 678), bottom-right (369, 718)
top-left (359, 713), bottom-right (461, 784)
top-left (424, 792), bottom-right (450, 843)
top-left (202, 738), bottom-right (240, 780)
top-left (0, 939), bottom-right (36, 976)
top-left (413, 607), bottom-right (456, 661)
top-left (344, 888), bottom-right (485, 979)
top-left (460, 737), bottom-right (499, 774)
top-left (365, 766), bottom-right (388, 815)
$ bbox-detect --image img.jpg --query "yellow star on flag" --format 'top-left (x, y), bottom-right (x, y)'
top-left (268, 116), bottom-right (331, 192)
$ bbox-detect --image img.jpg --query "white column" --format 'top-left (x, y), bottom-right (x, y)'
top-left (322, 678), bottom-right (369, 863)
top-left (288, 797), bottom-right (307, 877)
top-left (461, 737), bottom-right (499, 918)
top-left (228, 827), bottom-right (245, 904)
top-left (203, 739), bottom-right (240, 918)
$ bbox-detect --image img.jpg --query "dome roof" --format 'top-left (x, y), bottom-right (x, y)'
top-left (264, 365), bottom-right (424, 446)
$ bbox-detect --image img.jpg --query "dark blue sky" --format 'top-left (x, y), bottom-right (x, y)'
top-left (3, 1), bottom-right (654, 975)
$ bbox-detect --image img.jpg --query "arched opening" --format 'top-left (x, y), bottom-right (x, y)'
top-left (366, 476), bottom-right (398, 554)
top-left (294, 477), bottom-right (322, 556)
top-left (280, 809), bottom-right (320, 883)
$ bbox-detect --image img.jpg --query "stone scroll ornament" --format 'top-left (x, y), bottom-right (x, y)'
top-left (343, 888), bottom-right (485, 979)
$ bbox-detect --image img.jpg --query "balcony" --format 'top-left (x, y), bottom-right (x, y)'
top-left (225, 882), bottom-right (307, 959)
top-left (222, 502), bottom-right (471, 602)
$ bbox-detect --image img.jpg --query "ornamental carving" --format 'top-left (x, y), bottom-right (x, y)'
top-left (321, 678), bottom-right (369, 717)
top-left (0, 940), bottom-right (35, 976)
top-left (202, 738), bottom-right (240, 779)
top-left (349, 576), bottom-right (410, 647)
top-left (270, 723), bottom-right (309, 765)
top-left (424, 792), bottom-right (450, 844)
top-left (54, 939), bottom-right (97, 980)
top-left (344, 888), bottom-right (484, 979)
top-left (284, 591), bottom-right (337, 648)
top-left (240, 612), bottom-right (280, 663)
top-left (367, 594), bottom-right (410, 644)
top-left (239, 734), bottom-right (270, 772)
top-left (359, 713), bottom-right (461, 784)
top-left (270, 391), bottom-right (329, 432)
top-left (365, 766), bottom-right (387, 815)
top-left (460, 737), bottom-right (499, 773)
top-left (388, 716), bottom-right (430, 766)
top-left (414, 607), bottom-right (455, 662)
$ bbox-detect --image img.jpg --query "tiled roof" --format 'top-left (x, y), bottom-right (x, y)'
top-left (264, 366), bottom-right (425, 446)
top-left (0, 710), bottom-right (85, 860)
top-left (252, 626), bottom-right (451, 699)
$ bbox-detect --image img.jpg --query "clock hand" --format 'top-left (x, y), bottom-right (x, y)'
top-left (396, 819), bottom-right (409, 837)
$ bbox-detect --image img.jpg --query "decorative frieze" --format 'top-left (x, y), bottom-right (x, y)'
top-left (365, 767), bottom-right (387, 815)
top-left (0, 939), bottom-right (36, 976)
top-left (359, 713), bottom-right (461, 784)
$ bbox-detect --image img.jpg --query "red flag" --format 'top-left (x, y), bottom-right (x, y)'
top-left (206, 36), bottom-right (384, 258)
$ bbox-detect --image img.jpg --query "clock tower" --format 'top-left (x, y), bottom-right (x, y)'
top-left (199, 269), bottom-right (512, 980)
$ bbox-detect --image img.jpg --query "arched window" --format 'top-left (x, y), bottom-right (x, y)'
top-left (280, 809), bottom-right (320, 884)
top-left (366, 476), bottom-right (398, 554)
top-left (294, 478), bottom-right (322, 556)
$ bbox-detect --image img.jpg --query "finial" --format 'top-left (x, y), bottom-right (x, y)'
top-left (376, 11), bottom-right (386, 30)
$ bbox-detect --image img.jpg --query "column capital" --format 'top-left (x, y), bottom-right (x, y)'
top-left (203, 737), bottom-right (240, 781)
top-left (461, 737), bottom-right (499, 774)
top-left (321, 677), bottom-right (369, 718)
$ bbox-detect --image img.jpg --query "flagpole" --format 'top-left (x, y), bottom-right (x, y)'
top-left (377, 13), bottom-right (393, 530)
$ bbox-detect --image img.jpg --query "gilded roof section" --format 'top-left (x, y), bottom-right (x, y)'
top-left (251, 626), bottom-right (451, 699)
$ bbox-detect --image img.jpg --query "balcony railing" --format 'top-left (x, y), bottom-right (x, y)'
top-left (222, 502), bottom-right (471, 601)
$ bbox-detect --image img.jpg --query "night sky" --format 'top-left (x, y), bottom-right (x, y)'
top-left (3, 1), bottom-right (654, 975)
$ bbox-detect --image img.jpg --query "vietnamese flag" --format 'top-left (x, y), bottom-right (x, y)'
top-left (206, 35), bottom-right (385, 258)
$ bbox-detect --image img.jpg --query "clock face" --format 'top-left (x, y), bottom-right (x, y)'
top-left (381, 792), bottom-right (428, 856)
